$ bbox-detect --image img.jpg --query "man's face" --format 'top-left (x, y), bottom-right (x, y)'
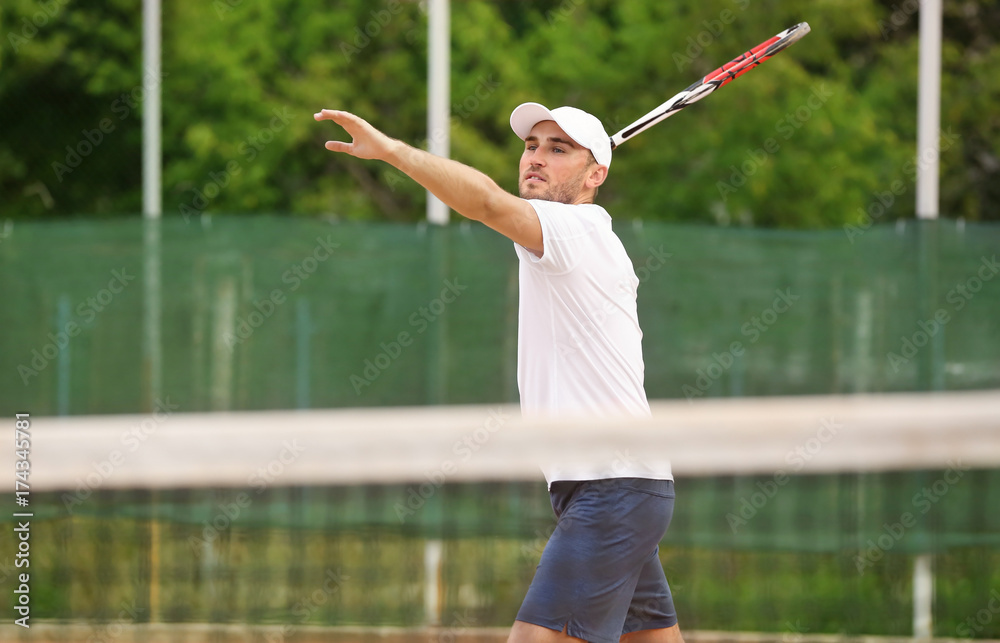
top-left (518, 120), bottom-right (601, 204)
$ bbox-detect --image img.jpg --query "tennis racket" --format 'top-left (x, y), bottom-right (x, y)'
top-left (610, 22), bottom-right (812, 149)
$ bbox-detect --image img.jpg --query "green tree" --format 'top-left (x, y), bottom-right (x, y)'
top-left (0, 0), bottom-right (143, 218)
top-left (1, 0), bottom-right (996, 226)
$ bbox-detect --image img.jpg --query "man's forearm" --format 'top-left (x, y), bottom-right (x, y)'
top-left (384, 139), bottom-right (511, 222)
top-left (315, 108), bottom-right (541, 250)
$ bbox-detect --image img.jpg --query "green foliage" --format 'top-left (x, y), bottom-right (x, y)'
top-left (0, 0), bottom-right (997, 226)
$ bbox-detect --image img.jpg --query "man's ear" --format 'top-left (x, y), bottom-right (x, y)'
top-left (586, 164), bottom-right (609, 189)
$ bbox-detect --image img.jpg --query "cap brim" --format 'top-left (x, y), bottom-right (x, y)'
top-left (510, 102), bottom-right (555, 140)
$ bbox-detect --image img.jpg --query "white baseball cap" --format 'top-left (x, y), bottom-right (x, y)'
top-left (510, 102), bottom-right (612, 168)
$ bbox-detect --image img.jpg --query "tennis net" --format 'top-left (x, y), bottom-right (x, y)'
top-left (2, 391), bottom-right (999, 642)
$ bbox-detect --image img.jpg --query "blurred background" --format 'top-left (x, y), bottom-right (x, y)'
top-left (0, 1), bottom-right (998, 641)
top-left (1, 0), bottom-right (998, 224)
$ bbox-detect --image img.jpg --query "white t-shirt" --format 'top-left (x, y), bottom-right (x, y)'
top-left (514, 199), bottom-right (672, 484)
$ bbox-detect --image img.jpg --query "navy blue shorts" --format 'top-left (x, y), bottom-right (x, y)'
top-left (516, 478), bottom-right (677, 643)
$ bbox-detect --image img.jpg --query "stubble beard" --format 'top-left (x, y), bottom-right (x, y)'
top-left (518, 169), bottom-right (588, 204)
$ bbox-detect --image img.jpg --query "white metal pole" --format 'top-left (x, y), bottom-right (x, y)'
top-left (913, 553), bottom-right (934, 638)
top-left (143, 0), bottom-right (162, 219)
top-left (142, 217), bottom-right (162, 623)
top-left (424, 0), bottom-right (450, 588)
top-left (915, 0), bottom-right (941, 219)
top-left (142, 5), bottom-right (163, 623)
top-left (141, 0), bottom-right (163, 411)
top-left (423, 539), bottom-right (444, 625)
top-left (426, 0), bottom-right (450, 225)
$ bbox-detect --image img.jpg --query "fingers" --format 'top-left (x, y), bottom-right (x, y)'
top-left (314, 108), bottom-right (341, 121)
top-left (317, 110), bottom-right (353, 155)
top-left (314, 109), bottom-right (359, 126)
top-left (314, 109), bottom-right (361, 128)
top-left (324, 140), bottom-right (353, 154)
top-left (316, 108), bottom-right (378, 159)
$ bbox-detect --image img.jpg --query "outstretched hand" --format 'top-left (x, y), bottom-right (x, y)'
top-left (313, 109), bottom-right (397, 161)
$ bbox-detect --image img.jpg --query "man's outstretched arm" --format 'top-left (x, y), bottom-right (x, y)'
top-left (314, 109), bottom-right (542, 252)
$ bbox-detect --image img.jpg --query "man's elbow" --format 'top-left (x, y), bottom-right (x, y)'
top-left (479, 189), bottom-right (522, 224)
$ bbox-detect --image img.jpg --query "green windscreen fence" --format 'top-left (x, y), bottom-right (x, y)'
top-left (1, 216), bottom-right (999, 637)
top-left (22, 468), bottom-right (1000, 552)
top-left (2, 216), bottom-right (999, 414)
top-left (4, 470), bottom-right (999, 636)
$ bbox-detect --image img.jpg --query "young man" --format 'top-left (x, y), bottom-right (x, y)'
top-left (315, 103), bottom-right (681, 643)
